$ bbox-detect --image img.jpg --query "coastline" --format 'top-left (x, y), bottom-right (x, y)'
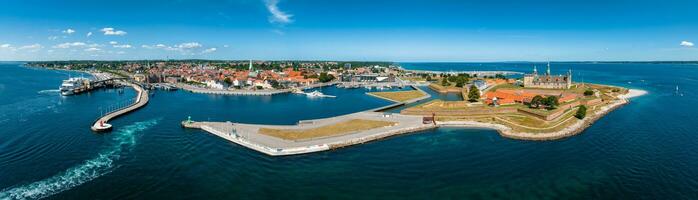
top-left (438, 89), bottom-right (648, 141)
top-left (186, 87), bottom-right (648, 156)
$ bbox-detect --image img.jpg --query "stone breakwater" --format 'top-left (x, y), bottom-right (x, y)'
top-left (438, 89), bottom-right (648, 141)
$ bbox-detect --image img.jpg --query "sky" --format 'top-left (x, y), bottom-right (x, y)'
top-left (0, 0), bottom-right (697, 62)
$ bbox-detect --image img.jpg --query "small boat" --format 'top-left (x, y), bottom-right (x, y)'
top-left (306, 90), bottom-right (336, 98)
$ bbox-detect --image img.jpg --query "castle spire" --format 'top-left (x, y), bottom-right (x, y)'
top-left (533, 65), bottom-right (537, 74)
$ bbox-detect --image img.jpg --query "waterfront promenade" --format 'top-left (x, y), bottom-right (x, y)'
top-left (183, 112), bottom-right (434, 156)
top-left (176, 81), bottom-right (338, 96)
top-left (91, 81), bottom-right (149, 132)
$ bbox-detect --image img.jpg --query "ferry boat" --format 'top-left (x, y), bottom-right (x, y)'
top-left (59, 77), bottom-right (90, 96)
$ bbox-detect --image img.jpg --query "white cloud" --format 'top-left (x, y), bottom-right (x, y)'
top-left (0, 44), bottom-right (11, 49)
top-left (176, 42), bottom-right (202, 49)
top-left (53, 42), bottom-right (86, 48)
top-left (84, 47), bottom-right (101, 52)
top-left (223, 45), bottom-right (229, 48)
top-left (113, 44), bottom-right (132, 48)
top-left (142, 42), bottom-right (212, 55)
top-left (18, 44), bottom-right (43, 52)
top-left (86, 32), bottom-right (93, 37)
top-left (680, 41), bottom-right (694, 47)
top-left (201, 48), bottom-right (217, 54)
top-left (109, 41), bottom-right (118, 45)
top-left (116, 51), bottom-right (126, 54)
top-left (100, 27), bottom-right (127, 36)
top-left (62, 28), bottom-right (76, 34)
top-left (265, 0), bottom-right (293, 24)
top-left (48, 36), bottom-right (59, 40)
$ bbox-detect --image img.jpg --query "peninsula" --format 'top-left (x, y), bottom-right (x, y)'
top-left (29, 60), bottom-right (646, 156)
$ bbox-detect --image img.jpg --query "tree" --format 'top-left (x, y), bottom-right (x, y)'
top-left (318, 72), bottom-right (335, 83)
top-left (224, 77), bottom-right (232, 85)
top-left (455, 80), bottom-right (464, 88)
top-left (468, 85), bottom-right (480, 102)
top-left (425, 76), bottom-right (433, 81)
top-left (584, 90), bottom-right (594, 96)
top-left (575, 105), bottom-right (587, 119)
top-left (269, 79), bottom-right (281, 89)
top-left (441, 78), bottom-right (450, 86)
top-left (530, 95), bottom-right (544, 108)
top-left (544, 96), bottom-right (559, 109)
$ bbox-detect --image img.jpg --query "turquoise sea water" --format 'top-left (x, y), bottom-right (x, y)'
top-left (0, 62), bottom-right (697, 199)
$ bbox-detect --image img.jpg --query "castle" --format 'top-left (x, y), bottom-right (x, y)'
top-left (523, 63), bottom-right (572, 89)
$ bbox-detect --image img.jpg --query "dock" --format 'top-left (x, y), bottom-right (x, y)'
top-left (91, 81), bottom-right (149, 132)
top-left (175, 81), bottom-right (338, 96)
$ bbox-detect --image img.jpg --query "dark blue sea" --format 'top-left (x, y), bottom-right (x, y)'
top-left (1, 62), bottom-right (697, 199)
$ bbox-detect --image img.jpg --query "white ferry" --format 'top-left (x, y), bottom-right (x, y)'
top-left (59, 77), bottom-right (90, 96)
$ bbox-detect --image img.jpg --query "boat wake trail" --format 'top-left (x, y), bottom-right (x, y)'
top-left (0, 119), bottom-right (160, 200)
top-left (37, 89), bottom-right (60, 94)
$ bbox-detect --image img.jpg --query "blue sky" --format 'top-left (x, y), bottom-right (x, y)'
top-left (0, 0), bottom-right (697, 61)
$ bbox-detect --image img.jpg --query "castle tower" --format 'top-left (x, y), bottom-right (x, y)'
top-left (567, 69), bottom-right (573, 88)
top-left (533, 65), bottom-right (538, 74)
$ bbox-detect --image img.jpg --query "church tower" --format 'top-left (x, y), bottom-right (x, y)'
top-left (546, 62), bottom-right (551, 75)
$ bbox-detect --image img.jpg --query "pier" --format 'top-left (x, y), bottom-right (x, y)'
top-left (91, 81), bottom-right (149, 132)
top-left (182, 112), bottom-right (434, 156)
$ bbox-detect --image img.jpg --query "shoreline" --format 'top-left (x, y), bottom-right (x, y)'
top-left (186, 88), bottom-right (647, 156)
top-left (437, 89), bottom-right (648, 141)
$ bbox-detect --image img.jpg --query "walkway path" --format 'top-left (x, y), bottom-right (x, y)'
top-left (91, 81), bottom-right (149, 132)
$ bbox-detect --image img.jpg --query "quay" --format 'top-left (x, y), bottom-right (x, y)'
top-left (181, 86), bottom-right (433, 156)
top-left (176, 81), bottom-right (338, 96)
top-left (91, 81), bottom-right (149, 132)
top-left (182, 112), bottom-right (435, 156)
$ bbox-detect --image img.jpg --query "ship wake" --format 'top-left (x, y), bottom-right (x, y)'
top-left (0, 119), bottom-right (160, 200)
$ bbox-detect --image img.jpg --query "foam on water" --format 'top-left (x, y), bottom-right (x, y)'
top-left (0, 119), bottom-right (159, 200)
top-left (36, 89), bottom-right (59, 94)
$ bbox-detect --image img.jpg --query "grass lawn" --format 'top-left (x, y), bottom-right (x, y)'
top-left (368, 90), bottom-right (427, 102)
top-left (258, 119), bottom-right (397, 141)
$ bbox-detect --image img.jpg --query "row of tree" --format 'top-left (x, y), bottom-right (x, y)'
top-left (529, 95), bottom-right (559, 109)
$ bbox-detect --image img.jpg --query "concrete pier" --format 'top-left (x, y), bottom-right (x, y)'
top-left (91, 81), bottom-right (149, 132)
top-left (182, 112), bottom-right (434, 156)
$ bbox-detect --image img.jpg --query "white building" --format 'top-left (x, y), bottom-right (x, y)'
top-left (205, 80), bottom-right (224, 90)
